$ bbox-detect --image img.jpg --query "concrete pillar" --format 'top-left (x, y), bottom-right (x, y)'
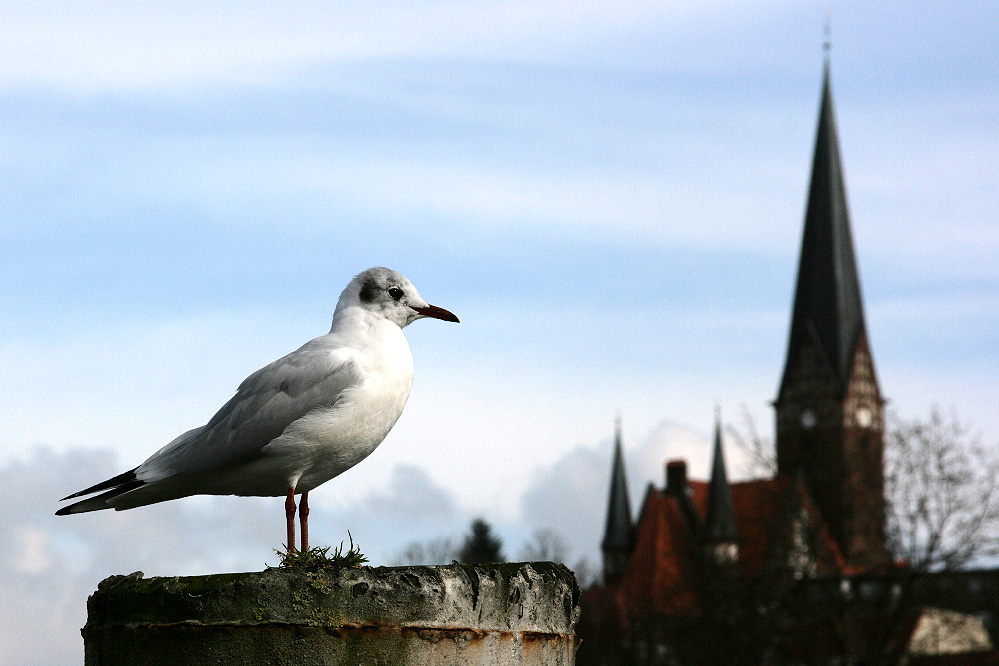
top-left (83, 562), bottom-right (580, 666)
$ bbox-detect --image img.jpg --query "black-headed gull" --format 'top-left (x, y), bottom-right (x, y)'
top-left (57, 267), bottom-right (458, 552)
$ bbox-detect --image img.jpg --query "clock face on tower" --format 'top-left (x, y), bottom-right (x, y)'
top-left (800, 408), bottom-right (817, 429)
top-left (855, 406), bottom-right (873, 428)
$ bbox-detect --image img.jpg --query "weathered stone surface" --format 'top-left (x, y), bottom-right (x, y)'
top-left (84, 562), bottom-right (580, 666)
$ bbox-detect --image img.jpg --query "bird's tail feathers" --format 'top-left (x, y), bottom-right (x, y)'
top-left (56, 472), bottom-right (145, 515)
top-left (60, 467), bottom-right (140, 501)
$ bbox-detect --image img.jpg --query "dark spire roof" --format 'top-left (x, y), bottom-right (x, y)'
top-left (779, 63), bottom-right (868, 398)
top-left (601, 418), bottom-right (635, 551)
top-left (704, 411), bottom-right (739, 543)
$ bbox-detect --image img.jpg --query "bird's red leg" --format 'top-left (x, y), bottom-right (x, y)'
top-left (285, 488), bottom-right (297, 553)
top-left (299, 491), bottom-right (310, 552)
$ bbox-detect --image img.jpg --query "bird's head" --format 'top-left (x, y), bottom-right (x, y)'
top-left (337, 267), bottom-right (460, 328)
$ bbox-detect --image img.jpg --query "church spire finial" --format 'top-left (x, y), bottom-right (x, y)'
top-left (822, 7), bottom-right (832, 54)
top-left (823, 9), bottom-right (832, 61)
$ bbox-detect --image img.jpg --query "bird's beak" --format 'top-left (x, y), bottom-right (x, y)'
top-left (413, 304), bottom-right (460, 323)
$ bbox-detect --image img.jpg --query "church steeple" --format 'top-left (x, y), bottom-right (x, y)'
top-left (777, 62), bottom-right (867, 399)
top-left (703, 410), bottom-right (739, 565)
top-left (774, 62), bottom-right (887, 570)
top-left (601, 417), bottom-right (635, 584)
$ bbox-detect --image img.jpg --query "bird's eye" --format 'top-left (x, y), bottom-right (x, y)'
top-left (388, 287), bottom-right (404, 300)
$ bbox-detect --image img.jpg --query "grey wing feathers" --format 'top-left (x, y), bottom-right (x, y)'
top-left (135, 339), bottom-right (362, 482)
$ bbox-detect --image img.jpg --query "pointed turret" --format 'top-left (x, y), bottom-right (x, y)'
top-left (601, 418), bottom-right (635, 584)
top-left (704, 412), bottom-right (739, 544)
top-left (703, 411), bottom-right (739, 564)
top-left (778, 62), bottom-right (867, 398)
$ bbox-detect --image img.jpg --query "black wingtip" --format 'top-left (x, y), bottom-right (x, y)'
top-left (60, 468), bottom-right (139, 501)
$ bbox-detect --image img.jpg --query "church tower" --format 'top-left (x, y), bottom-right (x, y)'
top-left (601, 418), bottom-right (635, 584)
top-left (775, 62), bottom-right (887, 570)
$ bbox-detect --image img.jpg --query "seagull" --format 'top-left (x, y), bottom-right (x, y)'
top-left (56, 267), bottom-right (459, 553)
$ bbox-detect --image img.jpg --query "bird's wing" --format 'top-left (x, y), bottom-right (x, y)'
top-left (135, 338), bottom-right (363, 482)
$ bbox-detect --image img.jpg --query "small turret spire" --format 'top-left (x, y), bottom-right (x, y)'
top-left (704, 410), bottom-right (739, 545)
top-left (601, 418), bottom-right (635, 583)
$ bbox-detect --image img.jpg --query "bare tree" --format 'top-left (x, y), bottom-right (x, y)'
top-left (518, 528), bottom-right (570, 562)
top-left (885, 407), bottom-right (999, 571)
top-left (726, 406), bottom-right (777, 479)
top-left (726, 405), bottom-right (999, 571)
top-left (713, 407), bottom-right (999, 665)
top-left (570, 556), bottom-right (599, 589)
top-left (394, 536), bottom-right (458, 565)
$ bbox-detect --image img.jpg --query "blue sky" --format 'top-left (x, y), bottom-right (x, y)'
top-left (1, 2), bottom-right (997, 663)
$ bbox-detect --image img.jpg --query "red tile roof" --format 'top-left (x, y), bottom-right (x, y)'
top-left (617, 484), bottom-right (703, 616)
top-left (608, 473), bottom-right (848, 619)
